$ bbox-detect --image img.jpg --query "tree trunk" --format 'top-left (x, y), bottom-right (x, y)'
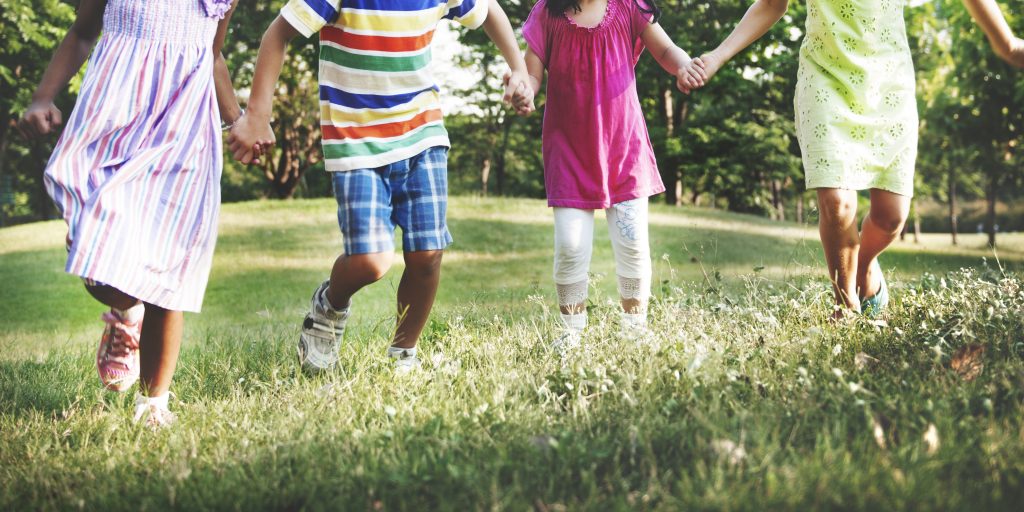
top-left (770, 179), bottom-right (784, 221)
top-left (0, 118), bottom-right (9, 227)
top-left (948, 176), bottom-right (958, 246)
top-left (480, 157), bottom-right (490, 196)
top-left (662, 88), bottom-right (677, 206)
top-left (796, 194), bottom-right (804, 224)
top-left (494, 115), bottom-right (513, 196)
top-left (31, 142), bottom-right (55, 220)
top-left (913, 214), bottom-right (921, 244)
top-left (986, 174), bottom-right (997, 248)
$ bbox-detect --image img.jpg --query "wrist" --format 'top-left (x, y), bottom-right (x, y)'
top-left (222, 108), bottom-right (244, 131)
top-left (245, 106), bottom-right (272, 121)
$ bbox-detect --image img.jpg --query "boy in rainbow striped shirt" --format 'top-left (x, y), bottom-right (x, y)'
top-left (230, 0), bottom-right (533, 373)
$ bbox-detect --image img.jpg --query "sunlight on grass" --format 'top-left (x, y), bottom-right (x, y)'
top-left (2, 197), bottom-right (1024, 509)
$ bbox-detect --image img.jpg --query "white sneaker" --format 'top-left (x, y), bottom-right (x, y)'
top-left (619, 314), bottom-right (658, 347)
top-left (298, 280), bottom-right (350, 373)
top-left (133, 393), bottom-right (175, 429)
top-left (550, 329), bottom-right (583, 357)
top-left (388, 346), bottom-right (421, 374)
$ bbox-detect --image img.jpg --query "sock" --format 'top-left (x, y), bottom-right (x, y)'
top-left (560, 312), bottom-right (587, 332)
top-left (319, 285), bottom-right (350, 315)
top-left (388, 346), bottom-right (417, 360)
top-left (113, 303), bottom-right (145, 324)
top-left (621, 311), bottom-right (647, 330)
top-left (135, 392), bottom-right (169, 410)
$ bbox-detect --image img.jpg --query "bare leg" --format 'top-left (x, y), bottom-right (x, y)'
top-left (138, 304), bottom-right (183, 397)
top-left (817, 188), bottom-right (861, 314)
top-left (85, 283), bottom-right (139, 311)
top-left (393, 250), bottom-right (444, 349)
top-left (856, 189), bottom-right (910, 298)
top-left (325, 252), bottom-right (394, 310)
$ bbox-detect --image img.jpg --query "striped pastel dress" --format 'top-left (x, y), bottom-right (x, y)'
top-left (44, 0), bottom-right (229, 312)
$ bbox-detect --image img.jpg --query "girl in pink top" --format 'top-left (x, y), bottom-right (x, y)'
top-left (517, 0), bottom-right (705, 352)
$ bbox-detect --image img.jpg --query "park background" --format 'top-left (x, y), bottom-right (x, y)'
top-left (1, 0), bottom-right (1022, 245)
top-left (3, 1), bottom-right (1024, 510)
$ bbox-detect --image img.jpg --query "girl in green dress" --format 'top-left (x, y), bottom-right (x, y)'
top-left (684, 0), bottom-right (1022, 318)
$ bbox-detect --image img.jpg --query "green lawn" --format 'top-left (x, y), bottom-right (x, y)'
top-left (1, 197), bottom-right (1023, 510)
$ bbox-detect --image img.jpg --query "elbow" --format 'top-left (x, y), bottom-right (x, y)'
top-left (767, 0), bottom-right (789, 18)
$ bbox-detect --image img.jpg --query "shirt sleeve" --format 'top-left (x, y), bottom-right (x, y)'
top-left (630, 0), bottom-right (656, 59)
top-left (280, 0), bottom-right (342, 38)
top-left (443, 0), bottom-right (490, 29)
top-left (522, 0), bottom-right (548, 67)
top-left (630, 0), bottom-right (656, 41)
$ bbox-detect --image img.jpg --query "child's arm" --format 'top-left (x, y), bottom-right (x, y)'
top-left (481, 0), bottom-right (534, 112)
top-left (212, 0), bottom-right (243, 128)
top-left (641, 23), bottom-right (707, 94)
top-left (692, 0), bottom-right (789, 83)
top-left (228, 15), bottom-right (300, 164)
top-left (17, 0), bottom-right (107, 138)
top-left (504, 47), bottom-right (543, 115)
top-left (962, 0), bottom-right (1024, 68)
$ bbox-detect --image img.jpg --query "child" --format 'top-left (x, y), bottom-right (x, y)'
top-left (512, 0), bottom-right (705, 353)
top-left (17, 0), bottom-right (244, 427)
top-left (229, 0), bottom-right (533, 373)
top-left (681, 0), bottom-right (1019, 319)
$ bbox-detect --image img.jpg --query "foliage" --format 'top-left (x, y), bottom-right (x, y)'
top-left (1, 0), bottom-right (1022, 233)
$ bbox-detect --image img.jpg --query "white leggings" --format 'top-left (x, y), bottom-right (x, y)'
top-left (553, 198), bottom-right (652, 307)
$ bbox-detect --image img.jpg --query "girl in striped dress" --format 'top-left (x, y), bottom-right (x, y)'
top-left (17, 0), bottom-right (244, 427)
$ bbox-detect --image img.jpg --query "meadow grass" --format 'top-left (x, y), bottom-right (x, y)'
top-left (1, 197), bottom-right (1023, 510)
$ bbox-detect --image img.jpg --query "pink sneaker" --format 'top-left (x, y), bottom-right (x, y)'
top-left (97, 310), bottom-right (141, 392)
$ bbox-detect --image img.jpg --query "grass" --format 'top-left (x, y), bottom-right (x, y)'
top-left (1, 196), bottom-right (1023, 510)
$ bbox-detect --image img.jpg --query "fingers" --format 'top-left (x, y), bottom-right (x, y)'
top-left (48, 108), bottom-right (63, 129)
top-left (31, 115), bottom-right (51, 136)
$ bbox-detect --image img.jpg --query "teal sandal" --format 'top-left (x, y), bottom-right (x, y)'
top-left (860, 266), bottom-right (889, 318)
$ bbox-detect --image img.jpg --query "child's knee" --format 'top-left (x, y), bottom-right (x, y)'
top-left (404, 250), bottom-right (443, 278)
top-left (350, 252), bottom-right (393, 281)
top-left (818, 191), bottom-right (857, 224)
top-left (869, 208), bottom-right (908, 234)
top-left (554, 241), bottom-right (590, 282)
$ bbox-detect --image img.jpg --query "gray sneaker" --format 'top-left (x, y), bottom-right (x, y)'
top-left (298, 280), bottom-right (350, 373)
top-left (388, 346), bottom-right (421, 374)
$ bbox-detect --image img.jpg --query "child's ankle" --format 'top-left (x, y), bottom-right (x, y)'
top-left (560, 311), bottom-right (587, 332)
top-left (388, 345), bottom-right (417, 359)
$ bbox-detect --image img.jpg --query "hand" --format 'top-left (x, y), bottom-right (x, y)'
top-left (1008, 37), bottom-right (1024, 68)
top-left (228, 111), bottom-right (275, 165)
top-left (17, 101), bottom-right (63, 139)
top-left (676, 58), bottom-right (708, 94)
top-left (503, 69), bottom-right (536, 116)
top-left (695, 52), bottom-right (724, 83)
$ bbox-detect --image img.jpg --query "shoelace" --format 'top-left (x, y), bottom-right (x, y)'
top-left (100, 312), bottom-right (141, 359)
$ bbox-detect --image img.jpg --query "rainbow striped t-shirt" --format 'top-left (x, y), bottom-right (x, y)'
top-left (281, 0), bottom-right (488, 172)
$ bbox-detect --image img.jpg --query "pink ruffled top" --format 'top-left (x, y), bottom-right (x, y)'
top-left (523, 0), bottom-right (664, 209)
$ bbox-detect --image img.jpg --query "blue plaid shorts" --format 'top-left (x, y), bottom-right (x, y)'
top-left (332, 146), bottom-right (453, 255)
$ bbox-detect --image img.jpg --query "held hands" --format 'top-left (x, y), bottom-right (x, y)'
top-left (17, 101), bottom-right (62, 139)
top-left (676, 52), bottom-right (723, 94)
top-left (675, 58), bottom-right (706, 94)
top-left (227, 111), bottom-right (275, 165)
top-left (502, 69), bottom-right (536, 116)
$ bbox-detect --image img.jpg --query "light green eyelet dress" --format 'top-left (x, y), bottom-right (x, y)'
top-left (795, 0), bottom-right (917, 197)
